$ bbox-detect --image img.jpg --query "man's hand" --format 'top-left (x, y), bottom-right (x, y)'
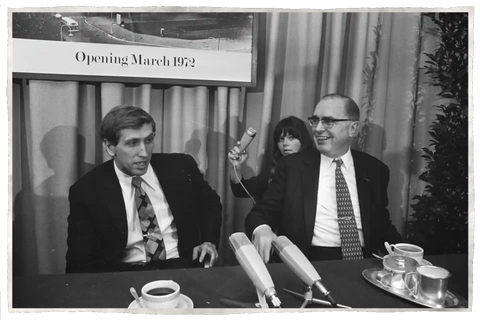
top-left (252, 225), bottom-right (277, 263)
top-left (192, 242), bottom-right (218, 267)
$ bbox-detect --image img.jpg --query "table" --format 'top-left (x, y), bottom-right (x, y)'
top-left (12, 254), bottom-right (469, 310)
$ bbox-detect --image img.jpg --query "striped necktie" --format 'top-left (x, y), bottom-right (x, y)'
top-left (132, 176), bottom-right (166, 262)
top-left (333, 159), bottom-right (363, 260)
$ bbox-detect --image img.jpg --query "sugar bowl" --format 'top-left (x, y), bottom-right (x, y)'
top-left (376, 255), bottom-right (418, 290)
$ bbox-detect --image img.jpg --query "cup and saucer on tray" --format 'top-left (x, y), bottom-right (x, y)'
top-left (364, 242), bottom-right (467, 308)
top-left (363, 264), bottom-right (467, 308)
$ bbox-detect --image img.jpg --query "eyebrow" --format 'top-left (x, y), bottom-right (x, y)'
top-left (124, 133), bottom-right (155, 143)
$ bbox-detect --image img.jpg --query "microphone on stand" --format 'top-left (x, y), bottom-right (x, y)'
top-left (229, 232), bottom-right (282, 308)
top-left (272, 236), bottom-right (338, 307)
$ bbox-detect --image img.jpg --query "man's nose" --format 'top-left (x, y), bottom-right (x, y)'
top-left (137, 142), bottom-right (148, 157)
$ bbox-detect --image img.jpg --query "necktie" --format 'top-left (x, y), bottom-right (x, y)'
top-left (333, 159), bottom-right (364, 260)
top-left (132, 176), bottom-right (166, 262)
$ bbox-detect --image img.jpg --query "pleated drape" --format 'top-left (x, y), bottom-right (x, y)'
top-left (11, 12), bottom-right (442, 275)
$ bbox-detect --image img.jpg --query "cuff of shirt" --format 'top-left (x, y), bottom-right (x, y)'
top-left (252, 224), bottom-right (272, 240)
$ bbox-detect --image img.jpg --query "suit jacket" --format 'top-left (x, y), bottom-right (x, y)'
top-left (230, 169), bottom-right (270, 198)
top-left (66, 153), bottom-right (222, 273)
top-left (245, 148), bottom-right (402, 258)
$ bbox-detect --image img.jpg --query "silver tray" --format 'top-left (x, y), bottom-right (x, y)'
top-left (362, 268), bottom-right (467, 308)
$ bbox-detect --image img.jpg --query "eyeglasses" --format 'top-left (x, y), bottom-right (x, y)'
top-left (307, 116), bottom-right (356, 129)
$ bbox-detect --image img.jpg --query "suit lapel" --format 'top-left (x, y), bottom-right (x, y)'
top-left (102, 161), bottom-right (128, 245)
top-left (352, 150), bottom-right (371, 243)
top-left (149, 155), bottom-right (178, 218)
top-left (303, 150), bottom-right (321, 243)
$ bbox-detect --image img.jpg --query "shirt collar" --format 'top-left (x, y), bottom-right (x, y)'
top-left (320, 148), bottom-right (354, 171)
top-left (113, 161), bottom-right (156, 191)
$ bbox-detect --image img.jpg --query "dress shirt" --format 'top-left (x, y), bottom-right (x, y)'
top-left (311, 148), bottom-right (365, 247)
top-left (114, 161), bottom-right (180, 263)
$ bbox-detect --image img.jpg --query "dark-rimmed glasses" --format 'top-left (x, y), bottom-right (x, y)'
top-left (307, 116), bottom-right (356, 129)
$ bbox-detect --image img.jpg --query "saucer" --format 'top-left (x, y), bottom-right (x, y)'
top-left (383, 254), bottom-right (432, 266)
top-left (128, 294), bottom-right (194, 309)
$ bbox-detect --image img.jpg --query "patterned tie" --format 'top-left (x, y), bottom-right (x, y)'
top-left (132, 176), bottom-right (166, 262)
top-left (333, 159), bottom-right (364, 260)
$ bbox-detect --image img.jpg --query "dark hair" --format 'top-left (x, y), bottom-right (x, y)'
top-left (270, 116), bottom-right (314, 176)
top-left (99, 106), bottom-right (156, 145)
top-left (320, 93), bottom-right (360, 121)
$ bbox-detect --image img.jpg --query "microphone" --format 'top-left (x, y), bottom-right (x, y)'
top-left (272, 236), bottom-right (338, 307)
top-left (229, 232), bottom-right (282, 308)
top-left (237, 128), bottom-right (257, 153)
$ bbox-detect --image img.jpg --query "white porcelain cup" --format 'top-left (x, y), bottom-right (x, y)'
top-left (141, 280), bottom-right (180, 309)
top-left (388, 243), bottom-right (424, 263)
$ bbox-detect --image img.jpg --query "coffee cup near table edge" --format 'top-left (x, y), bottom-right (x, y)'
top-left (403, 265), bottom-right (451, 306)
top-left (389, 243), bottom-right (424, 263)
top-left (141, 280), bottom-right (180, 308)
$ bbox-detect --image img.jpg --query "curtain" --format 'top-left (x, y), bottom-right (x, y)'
top-left (11, 12), bottom-right (442, 275)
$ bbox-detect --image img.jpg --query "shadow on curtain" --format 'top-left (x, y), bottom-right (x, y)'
top-left (11, 12), bottom-right (442, 275)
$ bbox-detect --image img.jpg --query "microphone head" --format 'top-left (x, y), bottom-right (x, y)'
top-left (229, 232), bottom-right (251, 253)
top-left (273, 236), bottom-right (321, 286)
top-left (229, 232), bottom-right (282, 308)
top-left (229, 233), bottom-right (275, 293)
top-left (272, 235), bottom-right (293, 253)
top-left (246, 127), bottom-right (257, 137)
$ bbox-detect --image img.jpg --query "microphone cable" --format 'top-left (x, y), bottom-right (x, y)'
top-left (233, 165), bottom-right (256, 204)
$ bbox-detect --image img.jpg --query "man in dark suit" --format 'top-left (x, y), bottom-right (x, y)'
top-left (246, 93), bottom-right (402, 262)
top-left (66, 106), bottom-right (222, 273)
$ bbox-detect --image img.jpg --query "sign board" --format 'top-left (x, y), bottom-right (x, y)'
top-left (12, 11), bottom-right (258, 87)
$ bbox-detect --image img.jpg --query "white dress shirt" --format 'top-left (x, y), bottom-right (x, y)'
top-left (311, 148), bottom-right (365, 247)
top-left (113, 161), bottom-right (180, 263)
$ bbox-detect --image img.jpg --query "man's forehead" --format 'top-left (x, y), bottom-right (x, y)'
top-left (118, 124), bottom-right (154, 140)
top-left (313, 99), bottom-right (346, 116)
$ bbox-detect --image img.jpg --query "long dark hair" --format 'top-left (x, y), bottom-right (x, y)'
top-left (269, 116), bottom-right (314, 177)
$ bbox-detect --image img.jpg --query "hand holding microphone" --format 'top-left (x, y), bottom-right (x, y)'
top-left (228, 128), bottom-right (257, 166)
top-left (229, 232), bottom-right (282, 308)
top-left (272, 236), bottom-right (338, 307)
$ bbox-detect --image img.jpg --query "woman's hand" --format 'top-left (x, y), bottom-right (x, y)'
top-left (228, 141), bottom-right (249, 167)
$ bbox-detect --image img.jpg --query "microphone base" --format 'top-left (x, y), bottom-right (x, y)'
top-left (283, 287), bottom-right (350, 309)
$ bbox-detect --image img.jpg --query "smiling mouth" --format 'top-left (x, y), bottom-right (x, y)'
top-left (134, 161), bottom-right (148, 167)
top-left (316, 136), bottom-right (330, 141)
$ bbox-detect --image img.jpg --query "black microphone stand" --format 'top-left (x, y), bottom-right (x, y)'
top-left (283, 286), bottom-right (351, 309)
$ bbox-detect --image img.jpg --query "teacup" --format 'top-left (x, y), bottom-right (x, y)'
top-left (403, 265), bottom-right (451, 306)
top-left (141, 280), bottom-right (180, 308)
top-left (387, 243), bottom-right (424, 263)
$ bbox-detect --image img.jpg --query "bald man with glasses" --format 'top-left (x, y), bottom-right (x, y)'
top-left (245, 93), bottom-right (402, 262)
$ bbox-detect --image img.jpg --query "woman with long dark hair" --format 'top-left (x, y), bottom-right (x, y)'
top-left (228, 116), bottom-right (314, 199)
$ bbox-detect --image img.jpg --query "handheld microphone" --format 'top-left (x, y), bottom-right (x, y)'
top-left (229, 232), bottom-right (282, 308)
top-left (237, 128), bottom-right (257, 153)
top-left (272, 236), bottom-right (338, 307)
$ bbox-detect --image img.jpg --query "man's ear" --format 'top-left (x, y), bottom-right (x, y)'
top-left (103, 139), bottom-right (116, 158)
top-left (349, 121), bottom-right (360, 137)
